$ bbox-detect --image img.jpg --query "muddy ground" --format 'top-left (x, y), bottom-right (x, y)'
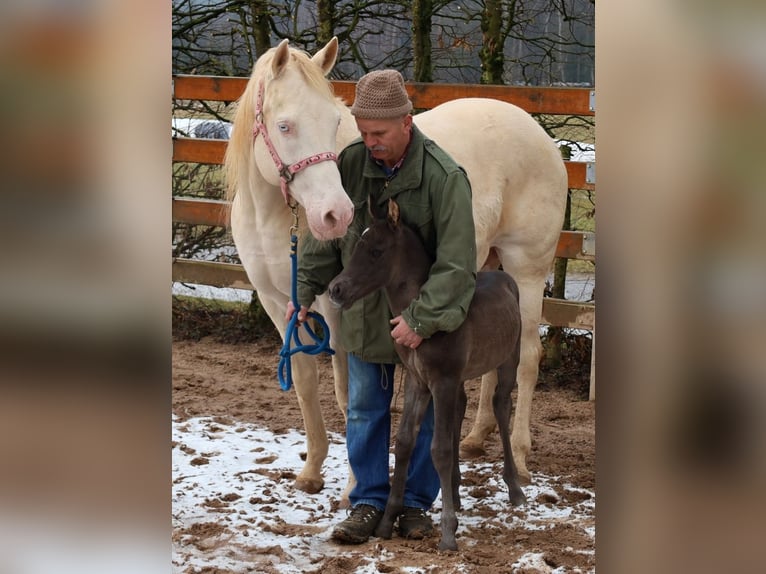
top-left (172, 311), bottom-right (595, 572)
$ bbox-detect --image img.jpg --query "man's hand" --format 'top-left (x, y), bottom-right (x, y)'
top-left (285, 301), bottom-right (309, 324)
top-left (390, 315), bottom-right (423, 349)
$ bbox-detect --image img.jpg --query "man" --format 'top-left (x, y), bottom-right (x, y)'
top-left (286, 69), bottom-right (477, 544)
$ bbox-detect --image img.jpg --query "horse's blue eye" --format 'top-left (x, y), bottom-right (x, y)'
top-left (278, 123), bottom-right (289, 133)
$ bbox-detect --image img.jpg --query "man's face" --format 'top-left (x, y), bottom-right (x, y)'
top-left (355, 115), bottom-right (412, 167)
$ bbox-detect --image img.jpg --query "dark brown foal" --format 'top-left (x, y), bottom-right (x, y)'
top-left (328, 198), bottom-right (526, 551)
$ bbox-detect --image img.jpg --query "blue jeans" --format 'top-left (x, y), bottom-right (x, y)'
top-left (346, 353), bottom-right (440, 511)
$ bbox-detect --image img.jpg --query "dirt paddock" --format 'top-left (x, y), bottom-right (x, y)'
top-left (172, 327), bottom-right (595, 573)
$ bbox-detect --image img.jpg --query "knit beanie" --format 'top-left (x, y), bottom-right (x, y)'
top-left (350, 70), bottom-right (413, 119)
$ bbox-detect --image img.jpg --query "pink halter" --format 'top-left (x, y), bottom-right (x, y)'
top-left (252, 81), bottom-right (338, 204)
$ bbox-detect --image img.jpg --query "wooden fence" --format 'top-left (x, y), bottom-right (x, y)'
top-left (171, 76), bottom-right (596, 399)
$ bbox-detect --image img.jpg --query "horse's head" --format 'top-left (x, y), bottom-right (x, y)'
top-left (227, 37), bottom-right (354, 241)
top-left (329, 199), bottom-right (413, 310)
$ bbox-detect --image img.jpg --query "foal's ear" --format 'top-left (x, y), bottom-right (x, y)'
top-left (367, 196), bottom-right (386, 220)
top-left (386, 199), bottom-right (400, 227)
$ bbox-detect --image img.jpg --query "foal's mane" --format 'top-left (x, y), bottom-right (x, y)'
top-left (224, 45), bottom-right (337, 204)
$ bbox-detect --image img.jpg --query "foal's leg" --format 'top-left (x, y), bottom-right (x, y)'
top-left (452, 383), bottom-right (469, 510)
top-left (431, 378), bottom-right (462, 551)
top-left (375, 372), bottom-right (432, 540)
top-left (495, 360), bottom-right (526, 506)
top-left (461, 247), bottom-right (503, 458)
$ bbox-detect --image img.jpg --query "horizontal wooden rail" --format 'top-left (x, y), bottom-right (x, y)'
top-left (172, 197), bottom-right (229, 227)
top-left (172, 137), bottom-right (595, 191)
top-left (173, 138), bottom-right (226, 165)
top-left (172, 197), bottom-right (594, 261)
top-left (541, 298), bottom-right (595, 331)
top-left (555, 230), bottom-right (595, 261)
top-left (172, 258), bottom-right (594, 330)
top-left (173, 75), bottom-right (594, 116)
top-left (172, 259), bottom-right (253, 291)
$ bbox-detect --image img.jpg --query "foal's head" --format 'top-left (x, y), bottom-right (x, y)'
top-left (328, 198), bottom-right (416, 310)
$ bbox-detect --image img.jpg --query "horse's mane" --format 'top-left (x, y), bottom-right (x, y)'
top-left (224, 45), bottom-right (336, 204)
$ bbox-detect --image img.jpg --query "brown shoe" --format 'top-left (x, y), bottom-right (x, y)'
top-left (397, 506), bottom-right (434, 539)
top-left (331, 504), bottom-right (383, 544)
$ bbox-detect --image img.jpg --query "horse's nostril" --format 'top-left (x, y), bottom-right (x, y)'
top-left (325, 207), bottom-right (353, 230)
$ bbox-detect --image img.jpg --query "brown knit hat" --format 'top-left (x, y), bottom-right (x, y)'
top-left (350, 70), bottom-right (413, 119)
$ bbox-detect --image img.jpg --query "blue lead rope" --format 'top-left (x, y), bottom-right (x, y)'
top-left (277, 233), bottom-right (335, 391)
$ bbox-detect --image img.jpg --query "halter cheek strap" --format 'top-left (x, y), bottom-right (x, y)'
top-left (252, 81), bottom-right (338, 204)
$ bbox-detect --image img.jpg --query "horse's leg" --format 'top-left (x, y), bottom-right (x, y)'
top-left (319, 299), bottom-right (354, 507)
top-left (431, 379), bottom-right (461, 551)
top-left (510, 272), bottom-right (548, 484)
top-left (231, 191), bottom-right (331, 494)
top-left (284, 339), bottom-right (328, 494)
top-left (460, 370), bottom-right (497, 458)
top-left (495, 360), bottom-right (526, 506)
top-left (259, 294), bottom-right (329, 494)
top-left (375, 371), bottom-right (431, 540)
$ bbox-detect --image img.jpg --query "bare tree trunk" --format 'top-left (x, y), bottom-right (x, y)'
top-left (480, 0), bottom-right (504, 84)
top-left (249, 0), bottom-right (271, 56)
top-left (412, 0), bottom-right (433, 82)
top-left (317, 0), bottom-right (335, 47)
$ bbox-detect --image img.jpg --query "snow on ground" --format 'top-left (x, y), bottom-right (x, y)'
top-left (172, 416), bottom-right (595, 574)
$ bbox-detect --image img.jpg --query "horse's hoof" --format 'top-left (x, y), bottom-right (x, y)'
top-left (294, 477), bottom-right (324, 494)
top-left (438, 538), bottom-right (458, 552)
top-left (459, 441), bottom-right (486, 459)
top-left (517, 468), bottom-right (532, 485)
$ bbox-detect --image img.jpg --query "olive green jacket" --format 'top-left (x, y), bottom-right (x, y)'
top-left (296, 124), bottom-right (477, 363)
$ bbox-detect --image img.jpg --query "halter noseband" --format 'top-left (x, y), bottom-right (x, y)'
top-left (252, 80), bottom-right (338, 204)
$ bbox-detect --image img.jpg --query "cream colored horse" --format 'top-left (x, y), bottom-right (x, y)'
top-left (224, 37), bottom-right (567, 501)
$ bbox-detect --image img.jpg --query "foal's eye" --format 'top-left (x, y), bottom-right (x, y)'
top-left (277, 122), bottom-right (289, 133)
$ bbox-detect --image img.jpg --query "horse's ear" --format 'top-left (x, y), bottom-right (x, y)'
top-left (386, 199), bottom-right (400, 227)
top-left (272, 39), bottom-right (291, 78)
top-left (311, 37), bottom-right (339, 76)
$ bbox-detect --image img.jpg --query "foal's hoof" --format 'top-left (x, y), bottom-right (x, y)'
top-left (437, 537), bottom-right (458, 552)
top-left (374, 522), bottom-right (394, 540)
top-left (509, 485), bottom-right (527, 507)
top-left (294, 476), bottom-right (324, 494)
